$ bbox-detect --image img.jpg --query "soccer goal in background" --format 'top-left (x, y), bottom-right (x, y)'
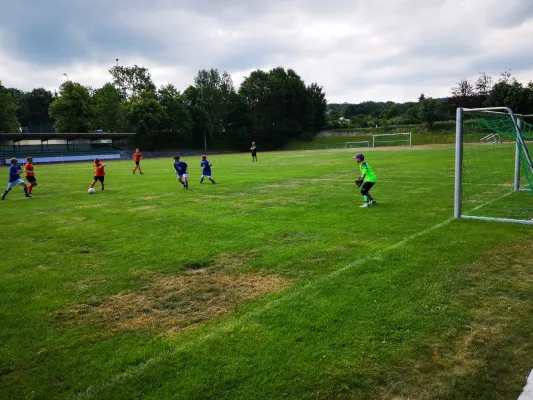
top-left (372, 132), bottom-right (412, 148)
top-left (454, 107), bottom-right (533, 225)
top-left (345, 141), bottom-right (370, 148)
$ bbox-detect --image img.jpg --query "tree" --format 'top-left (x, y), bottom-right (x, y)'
top-left (475, 72), bottom-right (493, 98)
top-left (307, 82), bottom-right (327, 132)
top-left (418, 98), bottom-right (443, 130)
top-left (92, 83), bottom-right (123, 132)
top-left (122, 91), bottom-right (164, 146)
top-left (418, 93), bottom-right (426, 102)
top-left (450, 78), bottom-right (476, 108)
top-left (109, 65), bottom-right (156, 99)
top-left (157, 84), bottom-right (192, 145)
top-left (0, 81), bottom-right (19, 132)
top-left (49, 82), bottom-right (92, 133)
top-left (194, 69), bottom-right (235, 143)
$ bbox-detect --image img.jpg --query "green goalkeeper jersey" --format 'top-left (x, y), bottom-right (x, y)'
top-left (360, 162), bottom-right (377, 182)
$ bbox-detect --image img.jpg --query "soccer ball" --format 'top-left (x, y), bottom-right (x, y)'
top-left (87, 187), bottom-right (96, 194)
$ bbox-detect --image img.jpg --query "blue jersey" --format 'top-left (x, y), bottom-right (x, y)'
top-left (174, 161), bottom-right (188, 175)
top-left (200, 160), bottom-right (211, 175)
top-left (9, 165), bottom-right (21, 182)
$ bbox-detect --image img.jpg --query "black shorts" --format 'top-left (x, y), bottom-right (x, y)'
top-left (135, 161), bottom-right (140, 166)
top-left (251, 151), bottom-right (257, 157)
top-left (26, 176), bottom-right (37, 183)
top-left (361, 181), bottom-right (375, 193)
top-left (93, 176), bottom-right (105, 183)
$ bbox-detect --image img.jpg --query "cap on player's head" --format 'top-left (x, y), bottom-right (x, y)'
top-left (10, 157), bottom-right (18, 165)
top-left (353, 153), bottom-right (364, 161)
top-left (173, 155), bottom-right (180, 161)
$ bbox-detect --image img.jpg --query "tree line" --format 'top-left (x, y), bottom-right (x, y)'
top-left (326, 71), bottom-right (533, 131)
top-left (0, 66), bottom-right (327, 150)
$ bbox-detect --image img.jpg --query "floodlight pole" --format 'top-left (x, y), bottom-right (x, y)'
top-left (454, 108), bottom-right (463, 219)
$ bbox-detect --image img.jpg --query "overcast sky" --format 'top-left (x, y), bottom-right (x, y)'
top-left (1, 0), bottom-right (533, 103)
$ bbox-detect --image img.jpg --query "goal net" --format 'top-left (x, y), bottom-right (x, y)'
top-left (455, 107), bottom-right (533, 224)
top-left (345, 141), bottom-right (370, 148)
top-left (372, 132), bottom-right (412, 147)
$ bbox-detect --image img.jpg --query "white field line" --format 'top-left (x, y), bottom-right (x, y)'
top-left (72, 191), bottom-right (519, 399)
top-left (518, 369), bottom-right (533, 400)
top-left (71, 217), bottom-right (453, 400)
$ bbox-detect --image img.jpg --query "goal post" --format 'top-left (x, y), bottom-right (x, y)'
top-left (372, 132), bottom-right (412, 148)
top-left (345, 141), bottom-right (370, 148)
top-left (454, 107), bottom-right (533, 225)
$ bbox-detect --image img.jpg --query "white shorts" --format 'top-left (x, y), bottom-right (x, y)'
top-left (178, 173), bottom-right (188, 179)
top-left (7, 178), bottom-right (25, 189)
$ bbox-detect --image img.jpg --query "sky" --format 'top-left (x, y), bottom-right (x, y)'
top-left (1, 0), bottom-right (533, 103)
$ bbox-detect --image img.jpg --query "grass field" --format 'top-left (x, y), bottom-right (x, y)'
top-left (1, 146), bottom-right (533, 400)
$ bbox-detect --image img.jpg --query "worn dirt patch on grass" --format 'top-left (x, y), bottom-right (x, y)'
top-left (214, 251), bottom-right (256, 271)
top-left (60, 271), bottom-right (291, 334)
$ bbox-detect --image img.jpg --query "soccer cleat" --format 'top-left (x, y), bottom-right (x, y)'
top-left (1, 194), bottom-right (5, 200)
top-left (133, 171), bottom-right (135, 174)
top-left (26, 194), bottom-right (32, 198)
top-left (140, 172), bottom-right (143, 175)
top-left (370, 199), bottom-right (377, 205)
top-left (360, 202), bottom-right (370, 208)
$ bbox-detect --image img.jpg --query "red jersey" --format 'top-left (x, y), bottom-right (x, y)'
top-left (24, 162), bottom-right (35, 177)
top-left (133, 152), bottom-right (143, 162)
top-left (94, 163), bottom-right (106, 177)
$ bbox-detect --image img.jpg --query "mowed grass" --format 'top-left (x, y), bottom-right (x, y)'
top-left (1, 147), bottom-right (533, 400)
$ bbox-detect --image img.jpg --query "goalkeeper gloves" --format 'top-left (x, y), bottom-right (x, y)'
top-left (355, 178), bottom-right (363, 187)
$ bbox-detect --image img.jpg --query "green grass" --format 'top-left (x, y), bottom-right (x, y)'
top-left (1, 147), bottom-right (533, 399)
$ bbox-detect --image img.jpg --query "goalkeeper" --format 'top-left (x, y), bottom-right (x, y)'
top-left (353, 153), bottom-right (377, 208)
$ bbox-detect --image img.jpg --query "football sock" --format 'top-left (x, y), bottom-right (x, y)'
top-left (210, 178), bottom-right (215, 183)
top-left (24, 187), bottom-right (29, 196)
top-left (101, 184), bottom-right (105, 190)
top-left (2, 189), bottom-right (8, 198)
top-left (363, 195), bottom-right (368, 202)
top-left (28, 186), bottom-right (32, 194)
top-left (90, 183), bottom-right (95, 188)
top-left (200, 178), bottom-right (204, 183)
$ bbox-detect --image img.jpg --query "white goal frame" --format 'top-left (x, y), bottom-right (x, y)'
top-left (372, 132), bottom-right (412, 148)
top-left (454, 107), bottom-right (533, 225)
top-left (344, 141), bottom-right (370, 148)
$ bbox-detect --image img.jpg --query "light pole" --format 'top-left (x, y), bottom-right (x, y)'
top-left (201, 87), bottom-right (207, 153)
top-left (116, 58), bottom-right (119, 67)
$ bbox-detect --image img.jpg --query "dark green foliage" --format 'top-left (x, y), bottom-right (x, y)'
top-left (49, 82), bottom-right (93, 133)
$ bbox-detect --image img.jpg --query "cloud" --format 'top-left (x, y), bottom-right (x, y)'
top-left (1, 0), bottom-right (533, 102)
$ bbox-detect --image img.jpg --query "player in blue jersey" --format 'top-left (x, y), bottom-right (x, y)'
top-left (199, 155), bottom-right (216, 184)
top-left (173, 155), bottom-right (189, 189)
top-left (2, 158), bottom-right (31, 200)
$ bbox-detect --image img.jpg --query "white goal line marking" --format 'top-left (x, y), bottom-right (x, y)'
top-left (72, 217), bottom-right (453, 400)
top-left (70, 183), bottom-right (525, 399)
